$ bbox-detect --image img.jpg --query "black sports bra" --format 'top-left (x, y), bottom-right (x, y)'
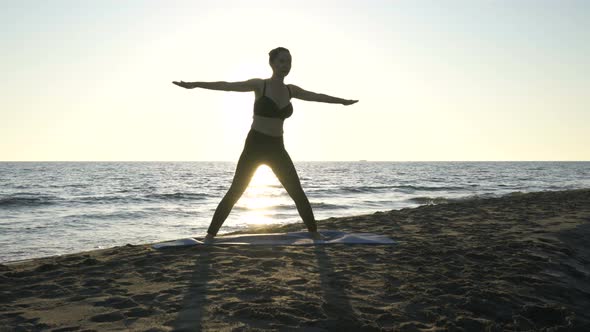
top-left (253, 80), bottom-right (293, 119)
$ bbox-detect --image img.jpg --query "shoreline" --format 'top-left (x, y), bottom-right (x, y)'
top-left (2, 188), bottom-right (586, 267)
top-left (1, 188), bottom-right (590, 330)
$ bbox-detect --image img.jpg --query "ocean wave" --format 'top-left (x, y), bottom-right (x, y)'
top-left (311, 186), bottom-right (398, 195)
top-left (70, 192), bottom-right (211, 204)
top-left (412, 191), bottom-right (532, 205)
top-left (336, 185), bottom-right (466, 194)
top-left (232, 201), bottom-right (349, 212)
top-left (146, 192), bottom-right (210, 201)
top-left (408, 196), bottom-right (451, 205)
top-left (73, 195), bottom-right (151, 204)
top-left (395, 185), bottom-right (466, 192)
top-left (0, 194), bottom-right (58, 207)
top-left (48, 183), bottom-right (89, 188)
top-left (452, 192), bottom-right (519, 201)
top-left (311, 202), bottom-right (350, 210)
top-left (66, 211), bottom-right (149, 220)
top-left (268, 202), bottom-right (349, 210)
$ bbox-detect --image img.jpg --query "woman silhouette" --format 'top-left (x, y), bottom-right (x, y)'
top-left (173, 47), bottom-right (358, 243)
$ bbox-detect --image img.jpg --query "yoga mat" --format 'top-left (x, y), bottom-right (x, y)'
top-left (152, 230), bottom-right (395, 249)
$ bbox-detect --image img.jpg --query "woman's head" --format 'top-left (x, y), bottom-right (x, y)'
top-left (268, 47), bottom-right (291, 76)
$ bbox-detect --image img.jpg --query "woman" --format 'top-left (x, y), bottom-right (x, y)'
top-left (173, 47), bottom-right (358, 243)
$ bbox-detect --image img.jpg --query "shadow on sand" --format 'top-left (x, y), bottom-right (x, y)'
top-left (171, 242), bottom-right (360, 330)
top-left (171, 248), bottom-right (211, 331)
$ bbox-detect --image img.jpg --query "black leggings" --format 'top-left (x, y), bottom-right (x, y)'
top-left (207, 129), bottom-right (317, 236)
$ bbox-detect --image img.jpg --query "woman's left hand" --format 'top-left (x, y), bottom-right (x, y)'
top-left (172, 81), bottom-right (194, 89)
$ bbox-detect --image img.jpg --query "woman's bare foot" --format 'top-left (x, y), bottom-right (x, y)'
top-left (309, 231), bottom-right (326, 241)
top-left (203, 233), bottom-right (215, 244)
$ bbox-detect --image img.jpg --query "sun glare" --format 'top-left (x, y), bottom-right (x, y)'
top-left (240, 165), bottom-right (281, 210)
top-left (250, 165), bottom-right (280, 188)
top-left (234, 165), bottom-right (285, 226)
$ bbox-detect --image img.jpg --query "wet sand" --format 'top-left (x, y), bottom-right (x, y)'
top-left (1, 188), bottom-right (589, 331)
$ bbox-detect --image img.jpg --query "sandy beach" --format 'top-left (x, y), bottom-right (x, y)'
top-left (1, 188), bottom-right (589, 331)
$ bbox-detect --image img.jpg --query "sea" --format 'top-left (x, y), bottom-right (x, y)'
top-left (1, 161), bottom-right (589, 263)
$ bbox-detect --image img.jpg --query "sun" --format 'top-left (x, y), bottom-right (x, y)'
top-left (235, 165), bottom-right (284, 226)
top-left (241, 165), bottom-right (281, 211)
top-left (250, 164), bottom-right (280, 188)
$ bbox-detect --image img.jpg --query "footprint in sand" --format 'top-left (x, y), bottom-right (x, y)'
top-left (90, 311), bottom-right (125, 322)
top-left (93, 296), bottom-right (138, 309)
top-left (124, 306), bottom-right (158, 318)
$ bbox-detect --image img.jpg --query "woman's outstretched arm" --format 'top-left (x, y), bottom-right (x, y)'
top-left (290, 84), bottom-right (358, 106)
top-left (172, 78), bottom-right (261, 92)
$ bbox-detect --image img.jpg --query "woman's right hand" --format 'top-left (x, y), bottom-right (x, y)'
top-left (342, 99), bottom-right (359, 106)
top-left (172, 81), bottom-right (194, 89)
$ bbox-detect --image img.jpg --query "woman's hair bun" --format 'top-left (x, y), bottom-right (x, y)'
top-left (269, 47), bottom-right (290, 63)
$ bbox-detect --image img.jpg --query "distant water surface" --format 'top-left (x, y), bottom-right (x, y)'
top-left (1, 161), bottom-right (589, 263)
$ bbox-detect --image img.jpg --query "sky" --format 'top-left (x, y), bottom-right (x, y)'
top-left (1, 0), bottom-right (589, 161)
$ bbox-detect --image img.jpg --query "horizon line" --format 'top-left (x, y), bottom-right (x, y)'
top-left (1, 160), bottom-right (589, 163)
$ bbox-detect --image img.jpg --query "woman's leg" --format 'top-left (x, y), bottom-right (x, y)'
top-left (207, 149), bottom-right (259, 236)
top-left (269, 149), bottom-right (318, 232)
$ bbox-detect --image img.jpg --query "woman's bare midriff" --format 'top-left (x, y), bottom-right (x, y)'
top-left (250, 115), bottom-right (284, 137)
